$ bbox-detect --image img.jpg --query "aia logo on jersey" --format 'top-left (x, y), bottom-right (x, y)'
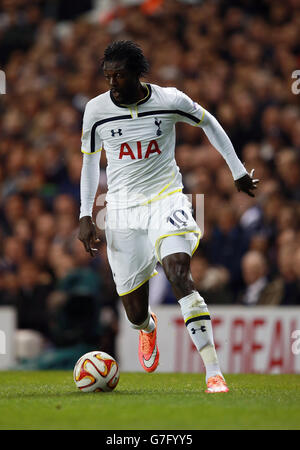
top-left (119, 140), bottom-right (161, 159)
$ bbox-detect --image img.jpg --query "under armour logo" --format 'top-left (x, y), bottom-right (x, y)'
top-left (154, 118), bottom-right (162, 136)
top-left (191, 326), bottom-right (206, 334)
top-left (111, 129), bottom-right (122, 137)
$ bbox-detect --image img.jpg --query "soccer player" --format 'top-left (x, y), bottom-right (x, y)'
top-left (79, 41), bottom-right (259, 393)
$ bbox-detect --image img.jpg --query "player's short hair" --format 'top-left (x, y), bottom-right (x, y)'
top-left (102, 40), bottom-right (149, 77)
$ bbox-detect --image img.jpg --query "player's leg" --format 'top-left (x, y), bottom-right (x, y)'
top-left (105, 210), bottom-right (159, 373)
top-left (121, 281), bottom-right (159, 372)
top-left (161, 237), bottom-right (228, 393)
top-left (121, 281), bottom-right (153, 331)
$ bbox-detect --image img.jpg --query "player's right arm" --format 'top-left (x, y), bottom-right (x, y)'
top-left (78, 100), bottom-right (102, 257)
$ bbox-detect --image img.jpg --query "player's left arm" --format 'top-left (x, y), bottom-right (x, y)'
top-left (173, 89), bottom-right (259, 197)
top-left (200, 110), bottom-right (259, 197)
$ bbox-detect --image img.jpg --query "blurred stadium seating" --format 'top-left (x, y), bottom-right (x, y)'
top-left (0, 0), bottom-right (299, 365)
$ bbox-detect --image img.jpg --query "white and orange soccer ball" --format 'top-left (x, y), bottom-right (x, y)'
top-left (73, 351), bottom-right (120, 393)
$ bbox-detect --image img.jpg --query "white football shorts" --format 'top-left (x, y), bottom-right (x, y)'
top-left (105, 192), bottom-right (201, 296)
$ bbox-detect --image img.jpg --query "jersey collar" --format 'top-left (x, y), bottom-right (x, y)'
top-left (110, 83), bottom-right (152, 108)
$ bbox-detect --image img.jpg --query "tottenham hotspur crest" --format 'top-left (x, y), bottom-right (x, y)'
top-left (154, 118), bottom-right (162, 136)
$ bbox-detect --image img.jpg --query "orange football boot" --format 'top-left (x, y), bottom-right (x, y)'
top-left (138, 313), bottom-right (159, 373)
top-left (205, 375), bottom-right (229, 393)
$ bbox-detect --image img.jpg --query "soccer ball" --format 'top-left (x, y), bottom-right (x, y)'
top-left (73, 351), bottom-right (120, 392)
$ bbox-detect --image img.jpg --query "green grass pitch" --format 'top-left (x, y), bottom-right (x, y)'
top-left (0, 371), bottom-right (299, 430)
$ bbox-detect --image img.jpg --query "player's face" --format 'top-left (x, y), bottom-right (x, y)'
top-left (103, 61), bottom-right (139, 104)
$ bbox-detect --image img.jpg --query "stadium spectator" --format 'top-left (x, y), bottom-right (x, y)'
top-left (238, 250), bottom-right (283, 305)
top-left (275, 149), bottom-right (300, 201)
top-left (15, 260), bottom-right (52, 337)
top-left (207, 203), bottom-right (249, 292)
top-left (274, 244), bottom-right (299, 305)
top-left (190, 253), bottom-right (234, 304)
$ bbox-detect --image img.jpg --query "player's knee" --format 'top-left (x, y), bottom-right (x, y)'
top-left (163, 254), bottom-right (192, 290)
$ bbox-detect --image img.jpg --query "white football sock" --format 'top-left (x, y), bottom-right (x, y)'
top-left (178, 291), bottom-right (223, 382)
top-left (127, 309), bottom-right (155, 333)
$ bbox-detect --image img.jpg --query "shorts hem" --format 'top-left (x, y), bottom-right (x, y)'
top-left (118, 270), bottom-right (158, 296)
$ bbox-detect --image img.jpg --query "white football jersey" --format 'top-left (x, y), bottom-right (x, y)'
top-left (81, 83), bottom-right (205, 208)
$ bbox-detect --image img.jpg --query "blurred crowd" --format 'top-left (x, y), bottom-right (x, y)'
top-left (0, 0), bottom-right (300, 363)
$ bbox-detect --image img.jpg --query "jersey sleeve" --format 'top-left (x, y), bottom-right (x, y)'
top-left (81, 101), bottom-right (103, 155)
top-left (173, 88), bottom-right (246, 180)
top-left (173, 89), bottom-right (205, 126)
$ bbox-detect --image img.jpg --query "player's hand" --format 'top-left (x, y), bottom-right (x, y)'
top-left (78, 216), bottom-right (101, 257)
top-left (234, 169), bottom-right (260, 197)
